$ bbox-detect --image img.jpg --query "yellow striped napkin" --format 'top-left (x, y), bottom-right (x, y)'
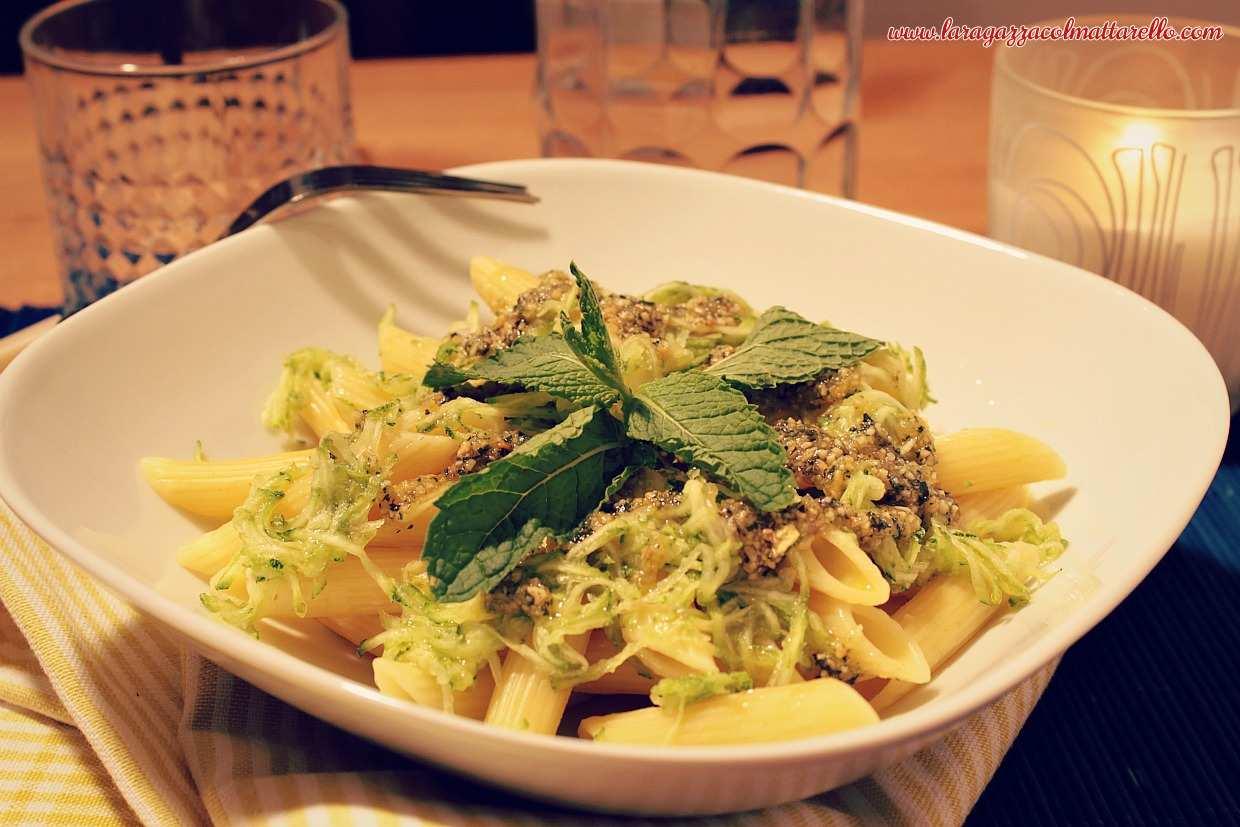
top-left (0, 502), bottom-right (1057, 826)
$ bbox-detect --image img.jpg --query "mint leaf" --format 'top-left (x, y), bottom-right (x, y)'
top-left (704, 307), bottom-right (882, 389)
top-left (422, 360), bottom-right (472, 389)
top-left (566, 262), bottom-right (621, 376)
top-left (602, 442), bottom-right (660, 500)
top-left (449, 520), bottom-right (557, 602)
top-left (625, 371), bottom-right (797, 512)
top-left (562, 263), bottom-right (628, 400)
top-left (425, 405), bottom-right (631, 601)
top-left (422, 337), bottom-right (619, 406)
top-left (477, 335), bottom-right (621, 406)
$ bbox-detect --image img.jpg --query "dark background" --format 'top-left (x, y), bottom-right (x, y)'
top-left (5, 0), bottom-right (1235, 74)
top-left (0, 1), bottom-right (536, 74)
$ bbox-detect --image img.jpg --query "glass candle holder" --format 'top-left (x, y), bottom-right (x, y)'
top-left (535, 0), bottom-right (862, 194)
top-left (989, 16), bottom-right (1240, 408)
top-left (21, 0), bottom-right (355, 313)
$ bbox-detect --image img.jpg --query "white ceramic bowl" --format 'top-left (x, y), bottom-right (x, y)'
top-left (0, 160), bottom-right (1228, 815)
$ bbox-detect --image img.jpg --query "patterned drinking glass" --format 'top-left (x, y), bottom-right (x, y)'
top-left (21, 0), bottom-right (355, 313)
top-left (535, 0), bottom-right (861, 194)
top-left (989, 16), bottom-right (1240, 408)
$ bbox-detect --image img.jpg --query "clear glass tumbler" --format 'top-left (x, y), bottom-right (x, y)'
top-left (535, 0), bottom-right (861, 194)
top-left (21, 0), bottom-right (355, 312)
top-left (989, 16), bottom-right (1240, 408)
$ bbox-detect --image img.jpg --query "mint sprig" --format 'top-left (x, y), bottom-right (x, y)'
top-left (422, 265), bottom-right (883, 601)
top-left (561, 262), bottom-right (629, 401)
top-left (426, 335), bottom-right (620, 406)
top-left (704, 307), bottom-right (882, 389)
top-left (626, 372), bottom-right (797, 512)
top-left (425, 405), bottom-right (632, 601)
top-left (422, 360), bottom-right (473, 388)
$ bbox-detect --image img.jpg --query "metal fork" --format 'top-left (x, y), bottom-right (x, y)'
top-left (0, 165), bottom-right (539, 370)
top-left (222, 164), bottom-right (540, 238)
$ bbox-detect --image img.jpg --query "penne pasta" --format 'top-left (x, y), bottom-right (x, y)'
top-left (327, 363), bottom-right (393, 412)
top-left (319, 615), bottom-right (385, 648)
top-left (955, 484), bottom-right (1030, 526)
top-left (140, 450), bottom-right (314, 521)
top-left (217, 549), bottom-right (415, 619)
top-left (299, 379), bottom-right (355, 439)
top-left (810, 594), bottom-right (930, 684)
top-left (867, 573), bottom-right (1002, 711)
top-left (176, 471), bottom-right (313, 576)
top-left (378, 306), bottom-right (440, 380)
top-left (178, 435), bottom-right (449, 576)
top-left (368, 479), bottom-right (450, 549)
top-left (373, 659), bottom-right (495, 719)
top-left (795, 529), bottom-right (890, 607)
top-left (579, 678), bottom-right (878, 745)
top-left (935, 428), bottom-right (1066, 495)
top-left (575, 635), bottom-right (655, 695)
top-left (575, 662), bottom-right (657, 695)
top-left (372, 657), bottom-right (435, 704)
top-left (484, 633), bottom-right (590, 735)
top-left (177, 522), bottom-right (244, 577)
top-left (453, 669), bottom-right (497, 720)
top-left (635, 650), bottom-right (705, 679)
top-left (180, 474), bottom-right (436, 583)
top-left (623, 606), bottom-right (719, 677)
top-left (469, 255), bottom-right (540, 314)
top-left (387, 433), bottom-right (459, 482)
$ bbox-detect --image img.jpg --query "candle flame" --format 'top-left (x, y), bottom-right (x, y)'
top-left (1119, 122), bottom-right (1160, 149)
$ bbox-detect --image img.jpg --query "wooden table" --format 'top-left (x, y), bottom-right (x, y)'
top-left (0, 41), bottom-right (990, 309)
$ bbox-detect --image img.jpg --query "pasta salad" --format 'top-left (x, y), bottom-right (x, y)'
top-left (142, 257), bottom-right (1068, 744)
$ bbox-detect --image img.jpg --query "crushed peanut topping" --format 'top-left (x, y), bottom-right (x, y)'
top-left (446, 429), bottom-right (525, 478)
top-left (451, 271), bottom-right (574, 359)
top-left (577, 488), bottom-right (683, 539)
top-left (717, 414), bottom-right (955, 578)
top-left (665, 294), bottom-right (748, 334)
top-left (774, 417), bottom-right (954, 524)
top-left (487, 574), bottom-right (553, 617)
top-left (599, 290), bottom-right (749, 343)
top-left (600, 294), bottom-right (666, 340)
top-left (717, 498), bottom-right (786, 575)
top-left (706, 343), bottom-right (736, 365)
top-left (811, 644), bottom-right (862, 684)
top-left (752, 367), bottom-right (864, 420)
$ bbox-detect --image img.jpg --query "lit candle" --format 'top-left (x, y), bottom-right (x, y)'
top-left (989, 16), bottom-right (1240, 407)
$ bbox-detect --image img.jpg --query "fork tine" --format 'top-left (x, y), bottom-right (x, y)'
top-left (301, 166), bottom-right (530, 196)
top-left (358, 167), bottom-right (530, 195)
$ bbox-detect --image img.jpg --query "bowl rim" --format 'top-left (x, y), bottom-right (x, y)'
top-left (0, 157), bottom-right (1229, 767)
